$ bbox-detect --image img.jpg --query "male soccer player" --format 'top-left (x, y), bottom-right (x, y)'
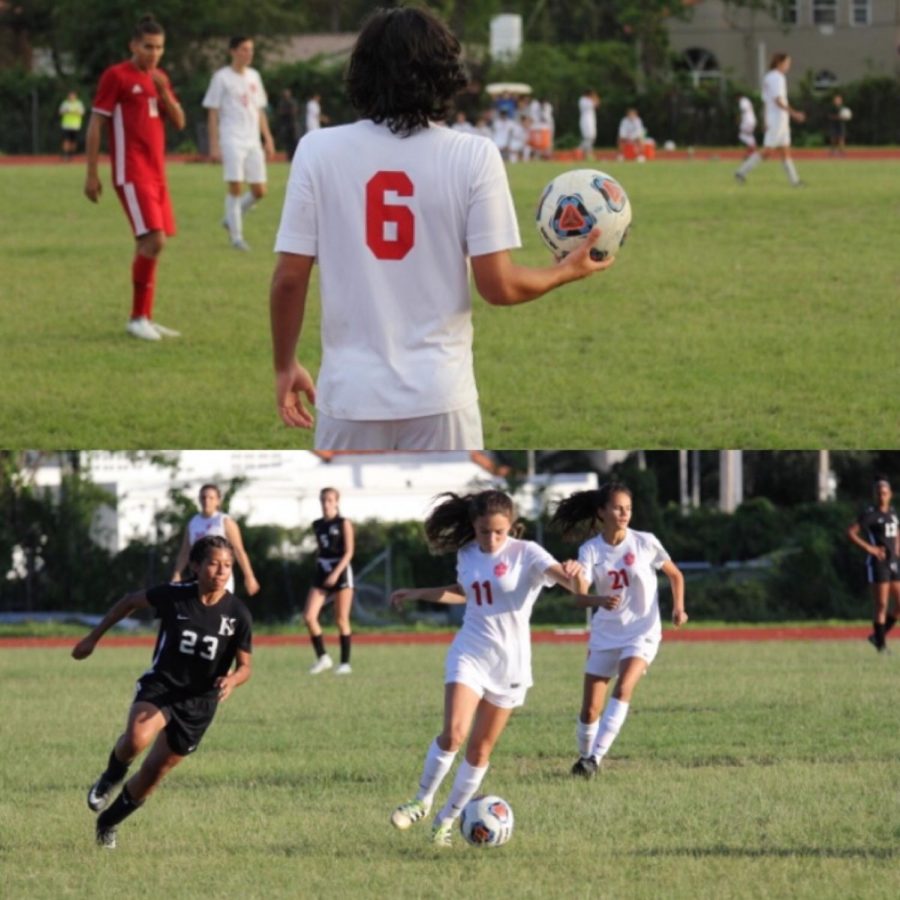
top-left (83, 15), bottom-right (185, 341)
top-left (203, 36), bottom-right (275, 251)
top-left (270, 7), bottom-right (614, 451)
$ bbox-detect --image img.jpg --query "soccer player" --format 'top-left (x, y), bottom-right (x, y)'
top-left (578, 89), bottom-right (600, 160)
top-left (617, 108), bottom-right (646, 161)
top-left (83, 15), bottom-right (186, 342)
top-left (72, 535), bottom-right (253, 849)
top-left (389, 490), bottom-right (586, 846)
top-left (303, 487), bottom-right (355, 675)
top-left (737, 95), bottom-right (758, 157)
top-left (59, 90), bottom-right (85, 159)
top-left (203, 36), bottom-right (275, 251)
top-left (734, 52), bottom-right (806, 187)
top-left (551, 483), bottom-right (687, 778)
top-left (270, 7), bottom-right (614, 451)
top-left (305, 92), bottom-right (327, 133)
top-left (847, 477), bottom-right (900, 653)
top-left (171, 483), bottom-right (260, 597)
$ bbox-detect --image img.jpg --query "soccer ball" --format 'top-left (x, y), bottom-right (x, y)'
top-left (839, 107), bottom-right (852, 121)
top-left (535, 169), bottom-right (631, 262)
top-left (459, 794), bottom-right (514, 848)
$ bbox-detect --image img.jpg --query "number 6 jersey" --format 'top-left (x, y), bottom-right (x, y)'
top-left (577, 529), bottom-right (671, 650)
top-left (142, 582), bottom-right (253, 699)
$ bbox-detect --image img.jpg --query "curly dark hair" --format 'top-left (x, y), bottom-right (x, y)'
top-left (189, 534), bottom-right (234, 566)
top-left (550, 483), bottom-right (633, 541)
top-left (424, 490), bottom-right (523, 554)
top-left (346, 6), bottom-right (468, 136)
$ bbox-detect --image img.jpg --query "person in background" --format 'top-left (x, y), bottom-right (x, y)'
top-left (59, 90), bottom-right (86, 159)
top-left (617, 108), bottom-right (646, 161)
top-left (737, 95), bottom-right (757, 157)
top-left (276, 87), bottom-right (301, 161)
top-left (828, 93), bottom-right (849, 157)
top-left (578, 89), bottom-right (600, 160)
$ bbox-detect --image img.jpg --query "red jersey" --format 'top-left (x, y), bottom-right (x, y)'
top-left (92, 60), bottom-right (177, 186)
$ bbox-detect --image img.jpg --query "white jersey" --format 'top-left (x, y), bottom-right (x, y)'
top-left (203, 66), bottom-right (268, 147)
top-left (578, 95), bottom-right (596, 139)
top-left (305, 98), bottom-right (321, 132)
top-left (578, 529), bottom-right (670, 650)
top-left (738, 96), bottom-right (757, 131)
top-left (187, 512), bottom-right (234, 591)
top-left (762, 69), bottom-right (788, 129)
top-left (274, 119), bottom-right (521, 420)
top-left (618, 116), bottom-right (645, 142)
top-left (446, 537), bottom-right (558, 692)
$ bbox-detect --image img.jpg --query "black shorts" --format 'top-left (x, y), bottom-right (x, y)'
top-left (62, 128), bottom-right (80, 142)
top-left (867, 557), bottom-right (900, 585)
top-left (134, 678), bottom-right (218, 756)
top-left (312, 560), bottom-right (353, 592)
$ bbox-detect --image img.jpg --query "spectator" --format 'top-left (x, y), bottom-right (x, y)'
top-left (59, 90), bottom-right (85, 159)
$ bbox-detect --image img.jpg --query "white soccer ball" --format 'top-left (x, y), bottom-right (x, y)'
top-left (839, 107), bottom-right (852, 121)
top-left (459, 794), bottom-right (514, 848)
top-left (535, 168), bottom-right (631, 262)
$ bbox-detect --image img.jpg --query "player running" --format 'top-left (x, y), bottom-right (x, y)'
top-left (551, 483), bottom-right (686, 778)
top-left (203, 36), bottom-right (275, 251)
top-left (847, 477), bottom-right (900, 653)
top-left (270, 6), bottom-right (614, 451)
top-left (83, 15), bottom-right (186, 341)
top-left (72, 536), bottom-right (252, 849)
top-left (389, 490), bottom-right (586, 846)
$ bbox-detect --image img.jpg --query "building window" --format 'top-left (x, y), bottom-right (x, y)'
top-left (812, 0), bottom-right (837, 25)
top-left (677, 47), bottom-right (722, 87)
top-left (850, 0), bottom-right (871, 25)
top-left (781, 0), bottom-right (799, 24)
top-left (813, 69), bottom-right (839, 91)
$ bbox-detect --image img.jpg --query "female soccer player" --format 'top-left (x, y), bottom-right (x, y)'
top-left (389, 490), bottom-right (585, 846)
top-left (171, 483), bottom-right (259, 597)
top-left (304, 487), bottom-right (355, 675)
top-left (72, 535), bottom-right (252, 849)
top-left (83, 15), bottom-right (186, 340)
top-left (551, 483), bottom-right (686, 778)
top-left (847, 477), bottom-right (900, 653)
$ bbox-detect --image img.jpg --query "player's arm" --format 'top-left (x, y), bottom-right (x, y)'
top-left (215, 648), bottom-right (251, 701)
top-left (71, 590), bottom-right (152, 659)
top-left (224, 517), bottom-right (260, 596)
top-left (776, 95), bottom-right (805, 122)
top-left (259, 107), bottom-right (275, 159)
top-left (661, 560), bottom-right (688, 627)
top-left (83, 112), bottom-right (105, 202)
top-left (471, 227), bottom-right (614, 307)
top-left (171, 529), bottom-right (191, 582)
top-left (207, 107), bottom-right (221, 161)
top-left (151, 71), bottom-right (185, 131)
top-left (391, 584), bottom-right (466, 608)
top-left (847, 521), bottom-right (885, 559)
top-left (324, 519), bottom-right (354, 587)
top-left (270, 251), bottom-right (316, 428)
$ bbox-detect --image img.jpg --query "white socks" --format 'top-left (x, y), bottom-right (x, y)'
top-left (224, 194), bottom-right (243, 242)
top-left (436, 759), bottom-right (489, 823)
top-left (736, 152), bottom-right (763, 178)
top-left (416, 739), bottom-right (456, 806)
top-left (577, 717), bottom-right (600, 758)
top-left (782, 159), bottom-right (800, 185)
top-left (240, 190), bottom-right (257, 213)
top-left (590, 697), bottom-right (630, 761)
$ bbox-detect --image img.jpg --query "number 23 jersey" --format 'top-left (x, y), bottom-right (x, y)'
top-left (578, 529), bottom-right (670, 650)
top-left (448, 537), bottom-right (557, 692)
top-left (142, 582), bottom-right (253, 699)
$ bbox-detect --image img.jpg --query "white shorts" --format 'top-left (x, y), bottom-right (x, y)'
top-left (221, 142), bottom-right (266, 184)
top-left (314, 401), bottom-right (483, 450)
top-left (445, 654), bottom-right (528, 709)
top-left (738, 129), bottom-right (757, 148)
top-left (585, 636), bottom-right (660, 678)
top-left (763, 116), bottom-right (790, 149)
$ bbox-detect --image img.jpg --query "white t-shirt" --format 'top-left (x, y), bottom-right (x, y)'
top-left (618, 115), bottom-right (645, 142)
top-left (274, 119), bottom-right (521, 420)
top-left (491, 116), bottom-right (514, 150)
top-left (762, 69), bottom-right (788, 128)
top-left (446, 537), bottom-right (558, 692)
top-left (738, 96), bottom-right (757, 131)
top-left (305, 98), bottom-right (321, 132)
top-left (578, 95), bottom-right (597, 139)
top-left (203, 66), bottom-right (268, 146)
top-left (578, 529), bottom-right (670, 650)
top-left (187, 512), bottom-right (234, 591)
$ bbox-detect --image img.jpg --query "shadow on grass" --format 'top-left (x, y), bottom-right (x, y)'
top-left (634, 845), bottom-right (896, 860)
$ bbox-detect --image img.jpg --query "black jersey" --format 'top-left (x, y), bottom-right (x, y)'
top-left (857, 505), bottom-right (900, 560)
top-left (143, 582), bottom-right (253, 699)
top-left (313, 516), bottom-right (346, 561)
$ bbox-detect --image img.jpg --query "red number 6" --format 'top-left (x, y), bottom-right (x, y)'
top-left (366, 171), bottom-right (415, 260)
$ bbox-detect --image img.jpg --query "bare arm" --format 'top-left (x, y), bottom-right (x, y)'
top-left (270, 251), bottom-right (317, 428)
top-left (151, 71), bottom-right (185, 131)
top-left (391, 584), bottom-right (467, 609)
top-left (214, 648), bottom-right (251, 701)
top-left (207, 107), bottom-right (220, 161)
top-left (224, 517), bottom-right (260, 596)
top-left (259, 108), bottom-right (275, 159)
top-left (471, 227), bottom-right (614, 306)
top-left (71, 590), bottom-right (152, 659)
top-left (661, 560), bottom-right (688, 627)
top-left (83, 112), bottom-right (105, 202)
top-left (171, 529), bottom-right (191, 582)
top-left (848, 522), bottom-right (885, 560)
top-left (323, 519), bottom-right (354, 587)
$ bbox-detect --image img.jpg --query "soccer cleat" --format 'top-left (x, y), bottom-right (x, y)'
top-left (334, 663), bottom-right (352, 675)
top-left (96, 824), bottom-right (117, 849)
top-left (571, 756), bottom-right (599, 779)
top-left (150, 321), bottom-right (181, 338)
top-left (126, 317), bottom-right (162, 341)
top-left (87, 776), bottom-right (114, 812)
top-left (309, 654), bottom-right (333, 675)
top-left (867, 634), bottom-right (888, 653)
top-left (733, 172), bottom-right (746, 185)
top-left (431, 818), bottom-right (453, 847)
top-left (231, 238), bottom-right (251, 252)
top-left (390, 799), bottom-right (431, 830)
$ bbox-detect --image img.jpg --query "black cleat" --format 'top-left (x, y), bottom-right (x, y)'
top-left (87, 776), bottom-right (114, 813)
top-left (571, 756), bottom-right (599, 779)
top-left (96, 823), bottom-right (117, 849)
top-left (867, 634), bottom-right (889, 654)
top-left (734, 172), bottom-right (746, 185)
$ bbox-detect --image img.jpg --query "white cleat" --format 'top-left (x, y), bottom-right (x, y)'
top-left (334, 663), bottom-right (352, 676)
top-left (126, 317), bottom-right (161, 341)
top-left (150, 321), bottom-right (181, 338)
top-left (231, 238), bottom-right (251, 252)
top-left (391, 799), bottom-right (431, 830)
top-left (309, 654), bottom-right (333, 675)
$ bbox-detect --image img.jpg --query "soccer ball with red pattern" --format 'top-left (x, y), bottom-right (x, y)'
top-left (535, 168), bottom-right (631, 262)
top-left (459, 795), bottom-right (514, 847)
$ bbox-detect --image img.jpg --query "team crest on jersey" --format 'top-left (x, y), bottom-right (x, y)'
top-left (494, 562), bottom-right (508, 577)
top-left (623, 552), bottom-right (635, 566)
top-left (131, 84), bottom-right (143, 94)
top-left (218, 616), bottom-right (236, 636)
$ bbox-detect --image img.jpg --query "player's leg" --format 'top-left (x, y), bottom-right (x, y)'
top-left (779, 146), bottom-right (801, 186)
top-left (870, 580), bottom-right (889, 651)
top-left (391, 682), bottom-right (481, 831)
top-left (885, 580), bottom-right (900, 636)
top-left (588, 655), bottom-right (649, 765)
top-left (573, 670), bottom-right (611, 777)
top-left (87, 701), bottom-right (167, 813)
top-left (239, 146), bottom-right (268, 230)
top-left (304, 586), bottom-right (332, 672)
top-left (333, 586), bottom-right (353, 674)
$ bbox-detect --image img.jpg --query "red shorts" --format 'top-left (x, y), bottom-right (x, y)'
top-left (114, 179), bottom-right (176, 238)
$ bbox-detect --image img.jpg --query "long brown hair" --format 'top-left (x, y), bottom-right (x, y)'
top-left (424, 490), bottom-right (522, 553)
top-left (551, 482), bottom-right (632, 540)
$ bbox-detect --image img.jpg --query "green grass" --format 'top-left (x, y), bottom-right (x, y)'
top-left (2, 640), bottom-right (898, 898)
top-left (1, 159), bottom-right (898, 447)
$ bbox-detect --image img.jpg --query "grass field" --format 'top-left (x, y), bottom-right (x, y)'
top-left (1, 158), bottom-right (898, 448)
top-left (2, 639), bottom-right (898, 899)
